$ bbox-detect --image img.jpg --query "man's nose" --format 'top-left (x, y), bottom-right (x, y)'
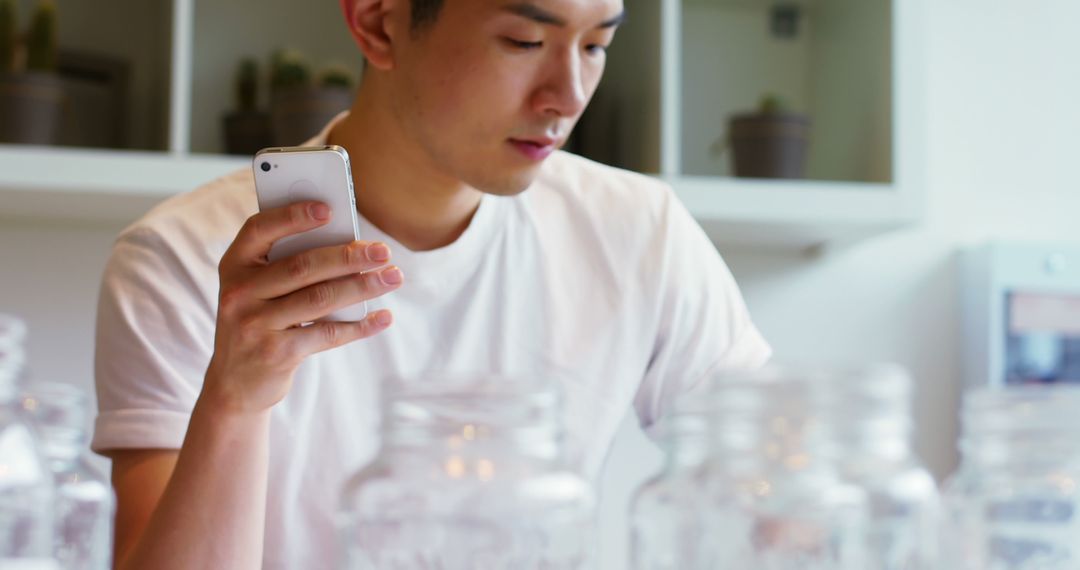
top-left (532, 47), bottom-right (589, 119)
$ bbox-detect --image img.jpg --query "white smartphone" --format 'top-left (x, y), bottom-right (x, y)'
top-left (252, 145), bottom-right (367, 322)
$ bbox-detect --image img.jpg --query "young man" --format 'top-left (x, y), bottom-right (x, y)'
top-left (92, 0), bottom-right (770, 568)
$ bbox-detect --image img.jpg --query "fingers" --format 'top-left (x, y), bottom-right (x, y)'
top-left (289, 310), bottom-right (394, 355)
top-left (262, 265), bottom-right (404, 329)
top-left (250, 240), bottom-right (392, 300)
top-left (227, 202), bottom-right (332, 263)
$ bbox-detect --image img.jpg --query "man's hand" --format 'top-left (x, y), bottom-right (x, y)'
top-left (204, 200), bottom-right (402, 413)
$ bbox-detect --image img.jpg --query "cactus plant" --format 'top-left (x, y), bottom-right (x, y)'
top-left (26, 0), bottom-right (57, 73)
top-left (317, 64), bottom-right (354, 90)
top-left (270, 49), bottom-right (310, 95)
top-left (759, 94), bottom-right (786, 115)
top-left (235, 57), bottom-right (258, 112)
top-left (0, 0), bottom-right (15, 73)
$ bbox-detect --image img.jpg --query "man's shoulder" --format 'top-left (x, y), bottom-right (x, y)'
top-left (118, 167), bottom-right (256, 250)
top-left (537, 150), bottom-right (673, 205)
top-left (104, 167), bottom-right (255, 287)
top-left (529, 151), bottom-right (680, 239)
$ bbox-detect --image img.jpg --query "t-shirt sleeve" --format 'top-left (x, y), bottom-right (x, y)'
top-left (91, 226), bottom-right (216, 454)
top-left (633, 185), bottom-right (772, 432)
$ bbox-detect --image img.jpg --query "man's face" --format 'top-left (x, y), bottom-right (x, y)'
top-left (387, 0), bottom-right (624, 195)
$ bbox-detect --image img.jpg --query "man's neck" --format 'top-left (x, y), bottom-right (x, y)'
top-left (326, 81), bottom-right (483, 252)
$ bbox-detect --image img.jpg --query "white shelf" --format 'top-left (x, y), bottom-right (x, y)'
top-left (0, 146), bottom-right (915, 252)
top-left (668, 176), bottom-right (916, 251)
top-left (0, 146), bottom-right (246, 224)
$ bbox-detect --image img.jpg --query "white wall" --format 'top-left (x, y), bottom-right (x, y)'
top-left (0, 220), bottom-right (118, 392)
top-left (4, 2), bottom-right (1080, 568)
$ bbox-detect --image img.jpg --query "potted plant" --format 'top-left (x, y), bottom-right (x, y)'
top-left (269, 50), bottom-right (355, 147)
top-left (222, 57), bottom-right (272, 155)
top-left (727, 94), bottom-right (810, 179)
top-left (0, 0), bottom-right (65, 145)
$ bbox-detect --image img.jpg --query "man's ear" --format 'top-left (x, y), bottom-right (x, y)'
top-left (340, 0), bottom-right (398, 70)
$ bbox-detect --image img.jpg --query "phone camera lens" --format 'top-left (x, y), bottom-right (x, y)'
top-left (260, 162), bottom-right (271, 172)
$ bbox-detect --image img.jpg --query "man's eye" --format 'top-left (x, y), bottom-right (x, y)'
top-left (504, 38), bottom-right (543, 50)
top-left (585, 44), bottom-right (608, 55)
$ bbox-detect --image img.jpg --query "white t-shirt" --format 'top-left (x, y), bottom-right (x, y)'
top-left (91, 114), bottom-right (770, 568)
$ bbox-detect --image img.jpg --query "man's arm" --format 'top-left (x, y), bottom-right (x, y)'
top-left (109, 399), bottom-right (269, 570)
top-left (109, 450), bottom-right (176, 567)
top-left (104, 201), bottom-right (403, 570)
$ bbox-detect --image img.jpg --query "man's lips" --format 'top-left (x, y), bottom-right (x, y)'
top-left (508, 137), bottom-right (558, 161)
top-left (516, 136), bottom-right (558, 147)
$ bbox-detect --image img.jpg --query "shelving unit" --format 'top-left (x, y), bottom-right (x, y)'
top-left (0, 0), bottom-right (924, 252)
top-left (0, 146), bottom-right (243, 223)
top-left (668, 176), bottom-right (907, 251)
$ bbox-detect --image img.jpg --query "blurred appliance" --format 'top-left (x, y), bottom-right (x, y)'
top-left (963, 242), bottom-right (1080, 387)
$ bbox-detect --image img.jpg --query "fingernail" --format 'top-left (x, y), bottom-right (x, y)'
top-left (366, 243), bottom-right (390, 262)
top-left (375, 310), bottom-right (393, 326)
top-left (310, 203), bottom-right (331, 221)
top-left (379, 266), bottom-right (403, 286)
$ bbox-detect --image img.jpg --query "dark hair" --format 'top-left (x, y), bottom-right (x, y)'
top-left (411, 0), bottom-right (445, 31)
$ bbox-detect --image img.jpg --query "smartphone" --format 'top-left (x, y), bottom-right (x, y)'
top-left (252, 145), bottom-right (367, 322)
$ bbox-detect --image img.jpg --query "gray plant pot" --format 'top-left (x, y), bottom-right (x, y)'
top-left (0, 72), bottom-right (66, 145)
top-left (223, 110), bottom-right (272, 155)
top-left (270, 86), bottom-right (352, 147)
top-left (728, 112), bottom-right (810, 179)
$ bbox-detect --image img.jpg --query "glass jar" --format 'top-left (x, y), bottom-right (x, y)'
top-left (22, 382), bottom-right (114, 570)
top-left (825, 365), bottom-right (940, 569)
top-left (943, 386), bottom-right (1080, 569)
top-left (338, 376), bottom-right (596, 569)
top-left (0, 313), bottom-right (27, 347)
top-left (631, 367), bottom-right (868, 569)
top-left (0, 316), bottom-right (57, 569)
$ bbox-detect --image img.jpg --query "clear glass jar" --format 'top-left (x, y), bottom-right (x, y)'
top-left (631, 367), bottom-right (868, 569)
top-left (0, 313), bottom-right (27, 347)
top-left (825, 365), bottom-right (940, 569)
top-left (943, 386), bottom-right (1080, 569)
top-left (22, 382), bottom-right (114, 570)
top-left (338, 376), bottom-right (596, 569)
top-left (0, 317), bottom-right (57, 569)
